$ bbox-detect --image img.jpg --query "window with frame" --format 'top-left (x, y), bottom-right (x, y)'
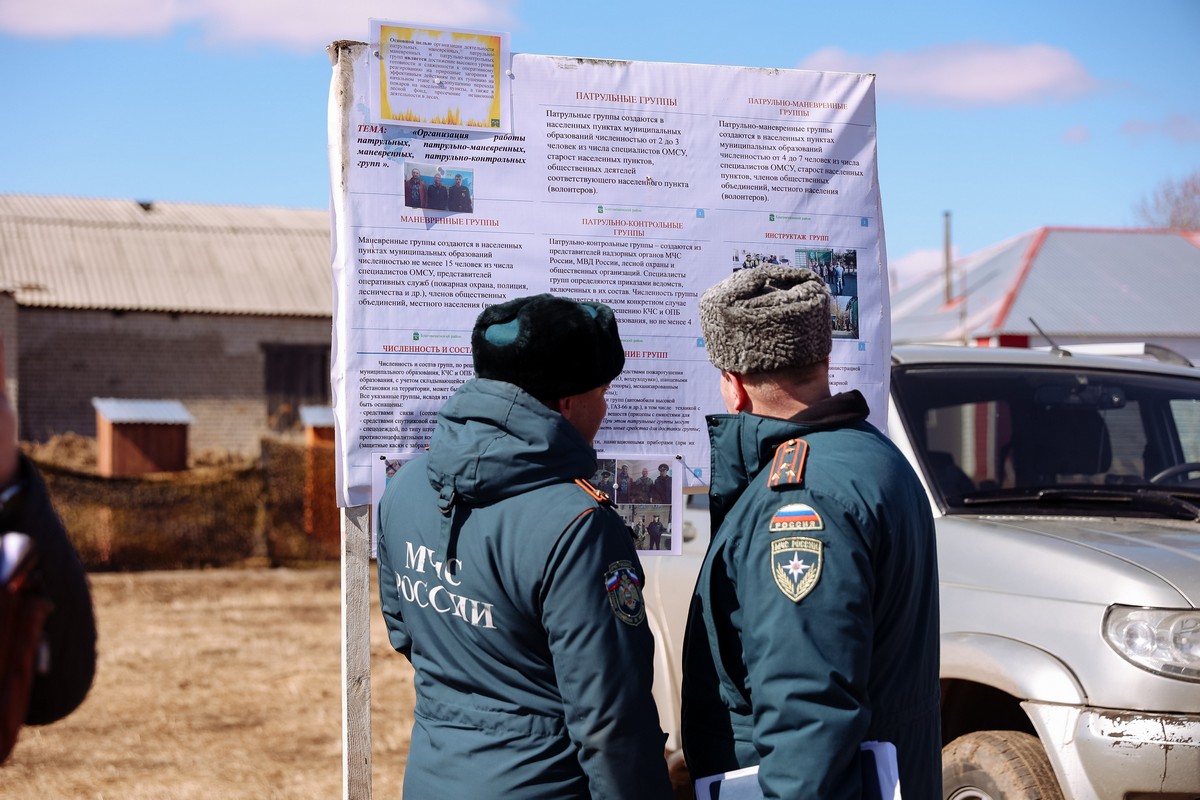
top-left (263, 343), bottom-right (330, 432)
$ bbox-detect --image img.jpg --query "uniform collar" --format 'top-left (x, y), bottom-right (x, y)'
top-left (705, 390), bottom-right (870, 528)
top-left (786, 389), bottom-right (870, 425)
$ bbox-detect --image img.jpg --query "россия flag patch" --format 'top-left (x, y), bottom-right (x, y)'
top-left (768, 503), bottom-right (824, 532)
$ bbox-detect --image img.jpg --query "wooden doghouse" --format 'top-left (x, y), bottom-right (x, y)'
top-left (299, 405), bottom-right (335, 446)
top-left (92, 398), bottom-right (193, 477)
top-left (299, 405), bottom-right (338, 549)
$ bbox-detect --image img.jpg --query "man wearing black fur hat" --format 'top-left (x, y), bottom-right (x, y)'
top-left (680, 266), bottom-right (941, 799)
top-left (376, 293), bottom-right (672, 799)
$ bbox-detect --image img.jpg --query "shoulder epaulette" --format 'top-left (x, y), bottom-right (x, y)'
top-left (572, 478), bottom-right (636, 542)
top-left (768, 438), bottom-right (808, 490)
top-left (574, 478), bottom-right (615, 507)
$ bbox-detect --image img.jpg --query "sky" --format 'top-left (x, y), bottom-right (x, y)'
top-left (1, 0), bottom-right (1197, 290)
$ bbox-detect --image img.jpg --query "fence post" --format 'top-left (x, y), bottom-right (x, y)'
top-left (341, 504), bottom-right (372, 799)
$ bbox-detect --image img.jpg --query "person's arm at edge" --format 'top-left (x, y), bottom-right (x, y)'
top-left (14, 453), bottom-right (97, 725)
top-left (541, 508), bottom-right (673, 799)
top-left (739, 492), bottom-right (874, 800)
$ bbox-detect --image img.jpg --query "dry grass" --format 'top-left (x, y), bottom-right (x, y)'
top-left (3, 566), bottom-right (415, 799)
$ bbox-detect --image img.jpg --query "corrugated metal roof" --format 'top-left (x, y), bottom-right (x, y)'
top-left (92, 398), bottom-right (194, 425)
top-left (299, 405), bottom-right (335, 428)
top-left (0, 194), bottom-right (331, 316)
top-left (891, 227), bottom-right (1200, 344)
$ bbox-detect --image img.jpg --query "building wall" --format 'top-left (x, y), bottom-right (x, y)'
top-left (0, 293), bottom-right (17, 411)
top-left (17, 307), bottom-right (331, 456)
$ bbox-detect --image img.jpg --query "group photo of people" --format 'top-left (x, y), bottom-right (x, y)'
top-left (624, 506), bottom-right (672, 552)
top-left (731, 248), bottom-right (789, 271)
top-left (788, 247), bottom-right (861, 339)
top-left (832, 293), bottom-right (860, 339)
top-left (402, 163), bottom-right (474, 213)
top-left (796, 246), bottom-right (858, 297)
top-left (591, 459), bottom-right (677, 553)
top-left (730, 248), bottom-right (860, 337)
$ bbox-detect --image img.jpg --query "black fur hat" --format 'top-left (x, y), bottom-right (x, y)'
top-left (472, 294), bottom-right (625, 402)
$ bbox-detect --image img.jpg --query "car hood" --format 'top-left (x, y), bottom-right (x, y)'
top-left (938, 513), bottom-right (1200, 607)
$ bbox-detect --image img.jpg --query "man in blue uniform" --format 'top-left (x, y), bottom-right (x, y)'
top-left (681, 267), bottom-right (941, 799)
top-left (377, 294), bottom-right (672, 799)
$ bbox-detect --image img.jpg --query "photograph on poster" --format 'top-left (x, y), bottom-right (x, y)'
top-left (730, 249), bottom-right (790, 272)
top-left (832, 294), bottom-right (860, 340)
top-left (402, 162), bottom-right (475, 214)
top-left (592, 457), bottom-right (682, 555)
top-left (795, 247), bottom-right (860, 340)
top-left (383, 457), bottom-right (406, 482)
top-left (370, 453), bottom-right (413, 557)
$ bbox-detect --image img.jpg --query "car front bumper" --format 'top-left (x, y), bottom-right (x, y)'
top-left (1025, 701), bottom-right (1200, 799)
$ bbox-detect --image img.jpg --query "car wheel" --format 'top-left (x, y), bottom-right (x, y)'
top-left (942, 731), bottom-right (1064, 800)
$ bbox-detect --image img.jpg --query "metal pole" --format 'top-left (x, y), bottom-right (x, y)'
top-left (943, 211), bottom-right (953, 305)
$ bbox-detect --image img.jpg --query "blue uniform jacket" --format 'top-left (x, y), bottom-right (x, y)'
top-left (377, 378), bottom-right (672, 799)
top-left (681, 391), bottom-right (941, 799)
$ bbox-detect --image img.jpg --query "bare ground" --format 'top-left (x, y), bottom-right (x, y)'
top-left (3, 566), bottom-right (415, 799)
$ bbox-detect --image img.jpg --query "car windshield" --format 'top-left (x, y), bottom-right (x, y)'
top-left (891, 361), bottom-right (1200, 516)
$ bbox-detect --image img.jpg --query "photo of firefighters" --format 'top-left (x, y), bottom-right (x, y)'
top-left (591, 458), bottom-right (680, 555)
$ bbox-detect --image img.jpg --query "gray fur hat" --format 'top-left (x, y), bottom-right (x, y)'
top-left (699, 266), bottom-right (832, 374)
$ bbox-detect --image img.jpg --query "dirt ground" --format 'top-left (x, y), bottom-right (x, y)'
top-left (3, 566), bottom-right (415, 799)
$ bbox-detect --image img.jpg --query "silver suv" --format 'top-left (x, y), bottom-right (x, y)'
top-left (644, 345), bottom-right (1200, 799)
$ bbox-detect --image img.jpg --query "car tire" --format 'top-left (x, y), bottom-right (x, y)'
top-left (942, 730), bottom-right (1064, 800)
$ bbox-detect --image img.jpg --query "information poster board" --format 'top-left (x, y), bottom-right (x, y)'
top-left (329, 35), bottom-right (891, 519)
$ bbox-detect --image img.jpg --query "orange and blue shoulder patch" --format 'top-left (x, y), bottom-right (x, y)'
top-left (771, 536), bottom-right (823, 602)
top-left (768, 502), bottom-right (824, 532)
top-left (768, 438), bottom-right (808, 489)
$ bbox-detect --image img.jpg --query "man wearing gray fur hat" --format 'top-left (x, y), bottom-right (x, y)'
top-left (680, 266), bottom-right (941, 799)
top-left (376, 293), bottom-right (672, 799)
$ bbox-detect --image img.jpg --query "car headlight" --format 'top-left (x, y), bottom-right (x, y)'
top-left (1103, 605), bottom-right (1200, 682)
